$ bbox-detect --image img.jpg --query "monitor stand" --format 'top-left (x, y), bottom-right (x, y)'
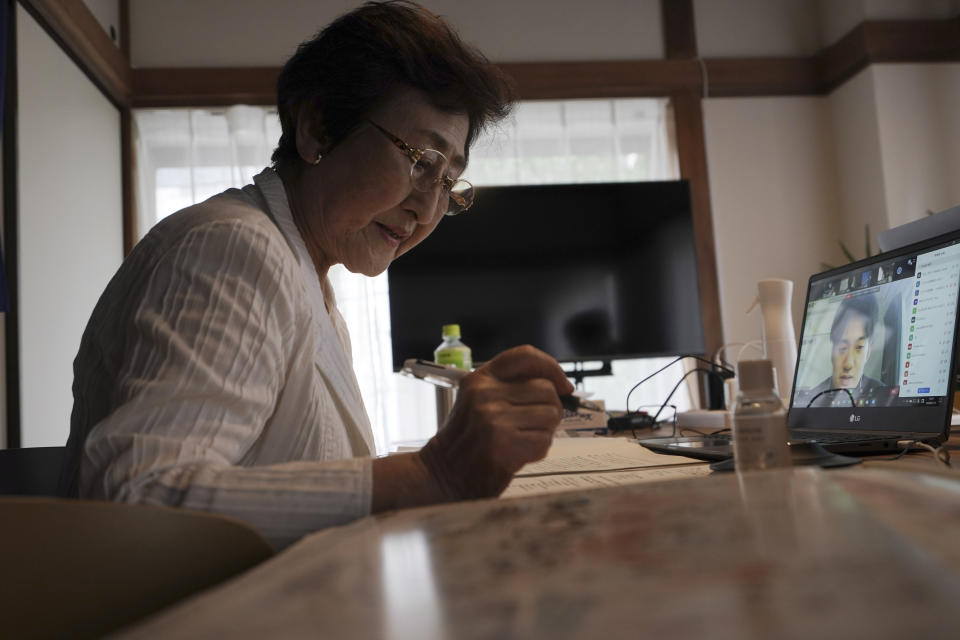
top-left (562, 360), bottom-right (612, 388)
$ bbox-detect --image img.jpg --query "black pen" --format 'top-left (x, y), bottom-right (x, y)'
top-left (401, 359), bottom-right (603, 411)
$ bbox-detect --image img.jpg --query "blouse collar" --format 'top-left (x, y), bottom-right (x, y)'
top-left (251, 167), bottom-right (375, 457)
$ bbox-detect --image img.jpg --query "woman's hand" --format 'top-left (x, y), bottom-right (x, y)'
top-left (418, 345), bottom-right (574, 500)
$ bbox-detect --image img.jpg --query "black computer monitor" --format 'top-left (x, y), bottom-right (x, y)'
top-left (387, 180), bottom-right (705, 370)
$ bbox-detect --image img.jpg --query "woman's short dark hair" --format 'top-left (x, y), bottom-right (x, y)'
top-left (271, 1), bottom-right (515, 166)
top-left (830, 293), bottom-right (878, 345)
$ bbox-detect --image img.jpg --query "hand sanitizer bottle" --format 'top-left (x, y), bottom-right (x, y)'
top-left (732, 359), bottom-right (791, 472)
top-left (434, 324), bottom-right (472, 370)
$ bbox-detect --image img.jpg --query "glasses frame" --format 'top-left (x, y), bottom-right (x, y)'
top-left (366, 120), bottom-right (474, 216)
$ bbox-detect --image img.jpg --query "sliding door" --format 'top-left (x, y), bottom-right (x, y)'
top-left (14, 2), bottom-right (122, 446)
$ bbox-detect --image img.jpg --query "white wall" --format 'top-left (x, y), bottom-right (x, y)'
top-left (827, 67), bottom-right (891, 258)
top-left (873, 63), bottom-right (960, 229)
top-left (822, 62), bottom-right (960, 254)
top-left (0, 145), bottom-right (5, 448)
top-left (703, 97), bottom-right (843, 346)
top-left (129, 0), bottom-right (664, 67)
top-left (703, 60), bottom-right (960, 352)
top-left (17, 5), bottom-right (124, 447)
top-left (696, 0), bottom-right (824, 56)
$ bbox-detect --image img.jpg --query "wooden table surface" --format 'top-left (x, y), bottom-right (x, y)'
top-left (119, 455), bottom-right (960, 639)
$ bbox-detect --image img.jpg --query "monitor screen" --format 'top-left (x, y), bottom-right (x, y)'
top-left (789, 229), bottom-right (960, 435)
top-left (386, 181), bottom-right (705, 370)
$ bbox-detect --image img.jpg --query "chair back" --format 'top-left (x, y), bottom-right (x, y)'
top-left (0, 446), bottom-right (66, 496)
top-left (0, 497), bottom-right (275, 638)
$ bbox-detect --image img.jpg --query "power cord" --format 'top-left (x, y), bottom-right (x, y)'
top-left (879, 444), bottom-right (913, 463)
top-left (913, 442), bottom-right (952, 467)
top-left (649, 367), bottom-right (725, 432)
top-left (712, 341), bottom-right (763, 368)
top-left (891, 439), bottom-right (952, 467)
top-left (624, 355), bottom-right (734, 415)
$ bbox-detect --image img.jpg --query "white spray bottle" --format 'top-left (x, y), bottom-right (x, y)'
top-left (747, 279), bottom-right (798, 407)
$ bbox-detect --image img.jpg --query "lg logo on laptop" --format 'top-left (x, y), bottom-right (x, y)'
top-left (849, 414), bottom-right (862, 423)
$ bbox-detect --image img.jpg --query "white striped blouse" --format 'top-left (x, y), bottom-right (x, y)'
top-left (61, 168), bottom-right (377, 549)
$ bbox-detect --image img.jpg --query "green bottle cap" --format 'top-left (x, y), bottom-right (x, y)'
top-left (442, 324), bottom-right (461, 338)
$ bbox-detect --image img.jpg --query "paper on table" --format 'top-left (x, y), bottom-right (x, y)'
top-left (502, 465), bottom-right (713, 498)
top-left (514, 437), bottom-right (703, 477)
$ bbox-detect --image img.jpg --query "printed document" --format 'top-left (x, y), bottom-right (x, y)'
top-left (503, 437), bottom-right (709, 498)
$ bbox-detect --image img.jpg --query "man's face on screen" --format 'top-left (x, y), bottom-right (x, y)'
top-left (831, 312), bottom-right (872, 389)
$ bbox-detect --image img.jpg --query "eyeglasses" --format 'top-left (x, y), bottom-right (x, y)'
top-left (367, 120), bottom-right (474, 216)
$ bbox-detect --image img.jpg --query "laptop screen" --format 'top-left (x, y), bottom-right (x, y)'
top-left (789, 230), bottom-right (960, 436)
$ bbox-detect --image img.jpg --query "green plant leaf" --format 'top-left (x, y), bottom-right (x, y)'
top-left (831, 223), bottom-right (875, 266)
top-left (839, 240), bottom-right (856, 263)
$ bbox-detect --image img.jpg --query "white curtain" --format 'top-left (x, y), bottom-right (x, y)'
top-left (133, 98), bottom-right (690, 454)
top-left (134, 106), bottom-right (283, 232)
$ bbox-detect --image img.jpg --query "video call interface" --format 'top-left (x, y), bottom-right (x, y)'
top-left (792, 241), bottom-right (960, 409)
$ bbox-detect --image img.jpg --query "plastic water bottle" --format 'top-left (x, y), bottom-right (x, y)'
top-left (433, 325), bottom-right (471, 429)
top-left (732, 359), bottom-right (791, 472)
top-left (434, 324), bottom-right (472, 370)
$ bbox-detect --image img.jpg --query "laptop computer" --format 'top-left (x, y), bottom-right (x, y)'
top-left (641, 227), bottom-right (960, 461)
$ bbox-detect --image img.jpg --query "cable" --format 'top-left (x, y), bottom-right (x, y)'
top-left (878, 444), bottom-right (913, 462)
top-left (711, 343), bottom-right (736, 364)
top-left (654, 404), bottom-right (679, 438)
top-left (804, 387), bottom-right (856, 408)
top-left (893, 439), bottom-right (953, 467)
top-left (697, 57), bottom-right (709, 99)
top-left (624, 356), bottom-right (683, 414)
top-left (624, 355), bottom-right (734, 415)
top-left (711, 342), bottom-right (744, 370)
top-left (711, 341), bottom-right (766, 372)
top-left (664, 405), bottom-right (679, 437)
top-left (650, 367), bottom-right (716, 426)
top-left (736, 340), bottom-right (764, 363)
top-left (915, 442), bottom-right (952, 467)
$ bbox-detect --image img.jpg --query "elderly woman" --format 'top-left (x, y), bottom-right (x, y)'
top-left (60, 1), bottom-right (572, 549)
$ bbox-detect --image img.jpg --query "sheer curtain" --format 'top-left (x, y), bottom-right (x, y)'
top-left (133, 98), bottom-right (690, 454)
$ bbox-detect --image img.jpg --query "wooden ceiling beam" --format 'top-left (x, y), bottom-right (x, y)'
top-left (819, 16), bottom-right (960, 92)
top-left (131, 67), bottom-right (279, 108)
top-left (20, 0), bottom-right (131, 106)
top-left (127, 15), bottom-right (960, 107)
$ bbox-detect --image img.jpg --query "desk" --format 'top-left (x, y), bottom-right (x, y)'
top-left (120, 462), bottom-right (960, 639)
